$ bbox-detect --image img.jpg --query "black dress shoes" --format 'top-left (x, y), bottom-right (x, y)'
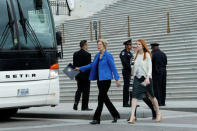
top-left (81, 108), bottom-right (93, 111)
top-left (160, 104), bottom-right (166, 106)
top-left (159, 103), bottom-right (166, 106)
top-left (112, 116), bottom-right (120, 123)
top-left (90, 120), bottom-right (100, 124)
top-left (112, 117), bottom-right (118, 123)
top-left (123, 104), bottom-right (131, 107)
top-left (73, 104), bottom-right (78, 110)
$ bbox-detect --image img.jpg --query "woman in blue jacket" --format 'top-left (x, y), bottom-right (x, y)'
top-left (76, 39), bottom-right (121, 124)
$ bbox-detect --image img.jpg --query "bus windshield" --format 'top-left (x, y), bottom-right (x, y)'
top-left (0, 0), bottom-right (55, 50)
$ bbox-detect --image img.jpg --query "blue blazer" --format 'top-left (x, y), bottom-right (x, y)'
top-left (80, 50), bottom-right (119, 81)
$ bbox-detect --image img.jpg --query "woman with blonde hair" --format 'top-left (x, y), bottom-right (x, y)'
top-left (128, 39), bottom-right (162, 124)
top-left (75, 39), bottom-right (121, 124)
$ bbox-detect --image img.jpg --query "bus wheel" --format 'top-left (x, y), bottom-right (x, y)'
top-left (0, 108), bottom-right (18, 120)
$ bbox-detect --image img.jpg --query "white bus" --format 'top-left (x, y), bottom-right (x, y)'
top-left (0, 0), bottom-right (63, 118)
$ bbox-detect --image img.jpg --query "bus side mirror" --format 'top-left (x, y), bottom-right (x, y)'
top-left (56, 31), bottom-right (62, 45)
top-left (56, 31), bottom-right (63, 59)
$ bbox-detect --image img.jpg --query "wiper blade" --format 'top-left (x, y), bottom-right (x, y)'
top-left (10, 0), bottom-right (21, 49)
top-left (17, 0), bottom-right (27, 43)
top-left (0, 0), bottom-right (15, 49)
top-left (17, 0), bottom-right (45, 56)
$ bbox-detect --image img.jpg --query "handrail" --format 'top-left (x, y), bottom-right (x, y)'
top-left (65, 0), bottom-right (71, 16)
top-left (128, 16), bottom-right (130, 37)
top-left (90, 22), bottom-right (93, 41)
top-left (98, 21), bottom-right (102, 39)
top-left (167, 12), bottom-right (170, 33)
top-left (49, 0), bottom-right (69, 16)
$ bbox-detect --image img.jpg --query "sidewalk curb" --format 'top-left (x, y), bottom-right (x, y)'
top-left (16, 109), bottom-right (153, 120)
top-left (160, 107), bottom-right (197, 113)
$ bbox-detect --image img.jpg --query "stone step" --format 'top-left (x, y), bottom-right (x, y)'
top-left (59, 84), bottom-right (197, 92)
top-left (59, 94), bottom-right (197, 103)
top-left (62, 18), bottom-right (196, 35)
top-left (61, 30), bottom-right (195, 43)
top-left (98, 2), bottom-right (196, 15)
top-left (165, 96), bottom-right (197, 101)
top-left (62, 28), bottom-right (196, 42)
top-left (60, 89), bottom-right (197, 97)
top-left (60, 35), bottom-right (196, 51)
top-left (60, 42), bottom-right (197, 55)
top-left (58, 53), bottom-right (197, 63)
top-left (59, 73), bottom-right (197, 82)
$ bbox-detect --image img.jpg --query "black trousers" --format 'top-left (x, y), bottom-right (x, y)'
top-left (161, 70), bottom-right (167, 105)
top-left (153, 70), bottom-right (167, 106)
top-left (122, 69), bottom-right (131, 105)
top-left (93, 80), bottom-right (120, 121)
top-left (74, 80), bottom-right (90, 109)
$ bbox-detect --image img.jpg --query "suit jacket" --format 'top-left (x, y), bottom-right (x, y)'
top-left (152, 49), bottom-right (167, 74)
top-left (73, 49), bottom-right (91, 80)
top-left (80, 50), bottom-right (119, 81)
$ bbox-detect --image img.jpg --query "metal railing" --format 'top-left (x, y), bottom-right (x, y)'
top-left (49, 1), bottom-right (69, 15)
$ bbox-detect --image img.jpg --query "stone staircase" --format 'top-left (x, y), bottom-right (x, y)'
top-left (57, 0), bottom-right (197, 103)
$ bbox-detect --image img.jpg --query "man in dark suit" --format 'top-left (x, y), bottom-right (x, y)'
top-left (73, 40), bottom-right (92, 111)
top-left (151, 43), bottom-right (167, 106)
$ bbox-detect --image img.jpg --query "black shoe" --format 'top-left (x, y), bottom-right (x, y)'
top-left (81, 108), bottom-right (93, 111)
top-left (159, 103), bottom-right (163, 106)
top-left (123, 104), bottom-right (131, 107)
top-left (112, 117), bottom-right (119, 123)
top-left (73, 104), bottom-right (78, 110)
top-left (123, 104), bottom-right (139, 107)
top-left (160, 104), bottom-right (166, 106)
top-left (152, 110), bottom-right (156, 120)
top-left (90, 120), bottom-right (100, 124)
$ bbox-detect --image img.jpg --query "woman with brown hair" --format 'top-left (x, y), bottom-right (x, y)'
top-left (128, 39), bottom-right (162, 124)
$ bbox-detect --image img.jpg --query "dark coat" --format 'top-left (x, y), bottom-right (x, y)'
top-left (152, 49), bottom-right (167, 74)
top-left (119, 49), bottom-right (133, 71)
top-left (152, 49), bottom-right (167, 105)
top-left (73, 49), bottom-right (91, 80)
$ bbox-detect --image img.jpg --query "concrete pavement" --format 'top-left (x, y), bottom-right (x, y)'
top-left (15, 100), bottom-right (197, 121)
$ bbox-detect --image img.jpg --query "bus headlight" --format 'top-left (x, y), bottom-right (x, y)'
top-left (49, 69), bottom-right (58, 79)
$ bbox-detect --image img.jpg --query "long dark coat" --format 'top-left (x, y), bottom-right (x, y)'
top-left (152, 49), bottom-right (167, 106)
